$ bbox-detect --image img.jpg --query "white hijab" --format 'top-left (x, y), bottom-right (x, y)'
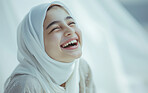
top-left (5, 1), bottom-right (80, 93)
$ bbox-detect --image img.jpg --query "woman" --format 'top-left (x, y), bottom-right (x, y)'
top-left (4, 1), bottom-right (95, 93)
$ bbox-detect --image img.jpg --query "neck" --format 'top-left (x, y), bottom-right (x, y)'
top-left (60, 82), bottom-right (66, 87)
top-left (44, 57), bottom-right (78, 85)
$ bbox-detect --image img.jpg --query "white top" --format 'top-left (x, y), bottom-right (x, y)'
top-left (4, 1), bottom-right (95, 93)
top-left (4, 59), bottom-right (96, 93)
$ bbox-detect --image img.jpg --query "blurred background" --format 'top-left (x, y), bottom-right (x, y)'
top-left (0, 0), bottom-right (148, 93)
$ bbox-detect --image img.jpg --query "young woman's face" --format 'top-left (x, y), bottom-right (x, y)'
top-left (43, 6), bottom-right (82, 63)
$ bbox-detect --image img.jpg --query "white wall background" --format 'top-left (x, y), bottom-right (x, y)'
top-left (0, 0), bottom-right (148, 93)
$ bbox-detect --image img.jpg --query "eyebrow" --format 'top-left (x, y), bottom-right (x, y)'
top-left (46, 16), bottom-right (74, 30)
top-left (66, 16), bottom-right (73, 20)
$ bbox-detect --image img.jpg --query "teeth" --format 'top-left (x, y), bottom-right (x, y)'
top-left (63, 40), bottom-right (77, 47)
top-left (68, 42), bottom-right (71, 45)
top-left (65, 43), bottom-right (68, 47)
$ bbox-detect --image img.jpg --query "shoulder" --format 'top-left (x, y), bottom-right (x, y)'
top-left (4, 75), bottom-right (43, 93)
top-left (79, 58), bottom-right (92, 80)
top-left (79, 58), bottom-right (91, 73)
top-left (79, 58), bottom-right (96, 93)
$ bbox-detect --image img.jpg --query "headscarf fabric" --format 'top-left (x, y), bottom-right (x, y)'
top-left (4, 1), bottom-right (80, 93)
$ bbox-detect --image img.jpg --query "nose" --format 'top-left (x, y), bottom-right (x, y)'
top-left (64, 26), bottom-right (75, 37)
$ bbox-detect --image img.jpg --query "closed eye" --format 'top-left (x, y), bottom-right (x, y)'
top-left (68, 22), bottom-right (76, 26)
top-left (50, 27), bottom-right (60, 33)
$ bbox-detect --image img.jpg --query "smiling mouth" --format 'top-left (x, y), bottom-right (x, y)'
top-left (60, 39), bottom-right (78, 49)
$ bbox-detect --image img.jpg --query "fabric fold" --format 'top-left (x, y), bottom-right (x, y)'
top-left (4, 1), bottom-right (80, 93)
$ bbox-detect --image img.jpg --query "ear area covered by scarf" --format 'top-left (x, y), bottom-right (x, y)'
top-left (4, 1), bottom-right (80, 93)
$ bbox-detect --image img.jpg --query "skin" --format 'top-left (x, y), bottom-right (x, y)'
top-left (43, 6), bottom-right (82, 63)
top-left (43, 6), bottom-right (82, 87)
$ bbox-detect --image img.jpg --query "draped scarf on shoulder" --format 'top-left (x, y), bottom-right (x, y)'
top-left (4, 1), bottom-right (80, 93)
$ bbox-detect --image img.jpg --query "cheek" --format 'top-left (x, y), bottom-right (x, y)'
top-left (46, 34), bottom-right (61, 47)
top-left (45, 36), bottom-right (60, 56)
top-left (76, 29), bottom-right (82, 44)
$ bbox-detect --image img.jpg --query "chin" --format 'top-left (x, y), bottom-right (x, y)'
top-left (71, 51), bottom-right (82, 59)
top-left (63, 51), bottom-right (82, 62)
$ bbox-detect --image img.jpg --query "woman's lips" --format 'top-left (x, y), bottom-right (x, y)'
top-left (62, 42), bottom-right (78, 50)
top-left (60, 38), bottom-right (79, 50)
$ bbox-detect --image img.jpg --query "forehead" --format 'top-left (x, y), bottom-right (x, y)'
top-left (47, 5), bottom-right (69, 14)
top-left (45, 6), bottom-right (70, 21)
